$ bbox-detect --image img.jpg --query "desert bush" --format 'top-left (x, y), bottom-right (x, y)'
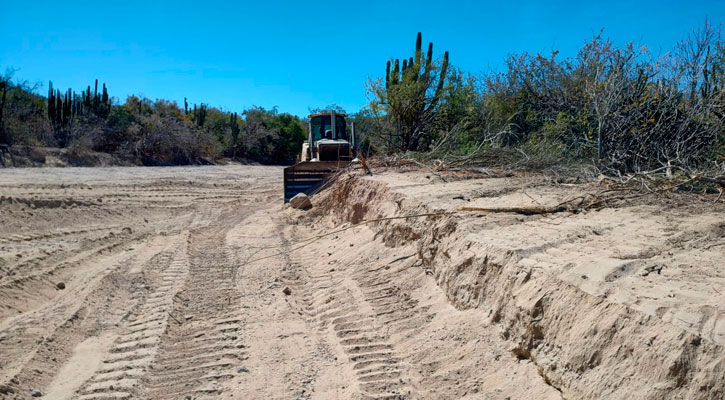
top-left (374, 24), bottom-right (724, 174)
top-left (0, 71), bottom-right (50, 146)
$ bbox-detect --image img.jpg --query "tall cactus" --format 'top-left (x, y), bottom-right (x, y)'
top-left (102, 83), bottom-right (108, 105)
top-left (385, 61), bottom-right (391, 89)
top-left (0, 80), bottom-right (7, 144)
top-left (194, 104), bottom-right (206, 127)
top-left (93, 79), bottom-right (99, 107)
top-left (230, 112), bottom-right (240, 160)
top-left (382, 32), bottom-right (450, 150)
top-left (415, 32), bottom-right (422, 69)
top-left (47, 81), bottom-right (55, 127)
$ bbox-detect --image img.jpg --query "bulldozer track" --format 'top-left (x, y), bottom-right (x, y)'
top-left (73, 240), bottom-right (191, 400)
top-left (285, 246), bottom-right (417, 399)
top-left (143, 216), bottom-right (247, 399)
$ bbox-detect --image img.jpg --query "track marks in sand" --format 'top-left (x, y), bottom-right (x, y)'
top-left (284, 246), bottom-right (421, 399)
top-left (73, 242), bottom-right (190, 400)
top-left (142, 213), bottom-right (247, 399)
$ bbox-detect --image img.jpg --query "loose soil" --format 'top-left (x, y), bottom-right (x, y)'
top-left (0, 165), bottom-right (722, 399)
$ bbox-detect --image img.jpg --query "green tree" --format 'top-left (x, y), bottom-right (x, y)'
top-left (241, 107), bottom-right (305, 164)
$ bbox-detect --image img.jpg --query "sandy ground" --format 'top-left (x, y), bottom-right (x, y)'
top-left (0, 165), bottom-right (722, 399)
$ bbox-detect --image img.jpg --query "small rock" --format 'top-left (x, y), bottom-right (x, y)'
top-left (0, 385), bottom-right (14, 394)
top-left (282, 287), bottom-right (292, 296)
top-left (289, 193), bottom-right (312, 210)
top-left (122, 227), bottom-right (132, 234)
top-left (56, 282), bottom-right (66, 290)
top-left (30, 389), bottom-right (42, 397)
top-left (237, 366), bottom-right (249, 373)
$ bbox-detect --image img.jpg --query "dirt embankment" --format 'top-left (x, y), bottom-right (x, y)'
top-left (0, 145), bottom-right (242, 168)
top-left (0, 145), bottom-right (139, 168)
top-left (307, 172), bottom-right (725, 400)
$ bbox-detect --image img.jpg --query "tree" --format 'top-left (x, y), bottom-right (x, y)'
top-left (241, 107), bottom-right (305, 164)
top-left (308, 104), bottom-right (347, 114)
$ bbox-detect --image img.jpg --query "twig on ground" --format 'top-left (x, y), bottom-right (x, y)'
top-left (168, 312), bottom-right (182, 325)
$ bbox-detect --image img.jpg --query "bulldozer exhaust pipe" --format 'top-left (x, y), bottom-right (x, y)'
top-left (351, 121), bottom-right (356, 149)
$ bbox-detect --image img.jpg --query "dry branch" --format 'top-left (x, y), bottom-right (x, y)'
top-left (459, 206), bottom-right (568, 216)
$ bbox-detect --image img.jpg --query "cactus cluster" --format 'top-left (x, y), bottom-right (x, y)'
top-left (382, 32), bottom-right (450, 150)
top-left (192, 103), bottom-right (207, 127)
top-left (47, 79), bottom-right (111, 147)
top-left (48, 80), bottom-right (110, 129)
top-left (385, 32), bottom-right (448, 94)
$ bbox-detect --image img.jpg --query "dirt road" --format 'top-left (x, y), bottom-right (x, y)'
top-left (1, 165), bottom-right (722, 399)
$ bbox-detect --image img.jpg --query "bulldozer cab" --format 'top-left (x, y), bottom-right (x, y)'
top-left (283, 111), bottom-right (356, 203)
top-left (310, 113), bottom-right (347, 142)
top-left (304, 111), bottom-right (352, 162)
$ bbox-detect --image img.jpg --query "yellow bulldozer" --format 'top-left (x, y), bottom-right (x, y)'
top-left (283, 111), bottom-right (356, 202)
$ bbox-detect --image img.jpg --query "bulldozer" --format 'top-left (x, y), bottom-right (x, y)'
top-left (283, 111), bottom-right (356, 202)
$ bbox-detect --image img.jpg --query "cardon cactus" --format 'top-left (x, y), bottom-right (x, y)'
top-left (381, 32), bottom-right (450, 150)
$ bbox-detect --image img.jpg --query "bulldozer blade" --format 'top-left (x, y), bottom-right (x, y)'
top-left (283, 161), bottom-right (348, 203)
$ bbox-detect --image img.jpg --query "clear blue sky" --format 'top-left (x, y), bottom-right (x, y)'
top-left (1, 0), bottom-right (722, 117)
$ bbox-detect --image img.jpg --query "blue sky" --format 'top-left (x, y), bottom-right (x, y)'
top-left (1, 0), bottom-right (722, 117)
